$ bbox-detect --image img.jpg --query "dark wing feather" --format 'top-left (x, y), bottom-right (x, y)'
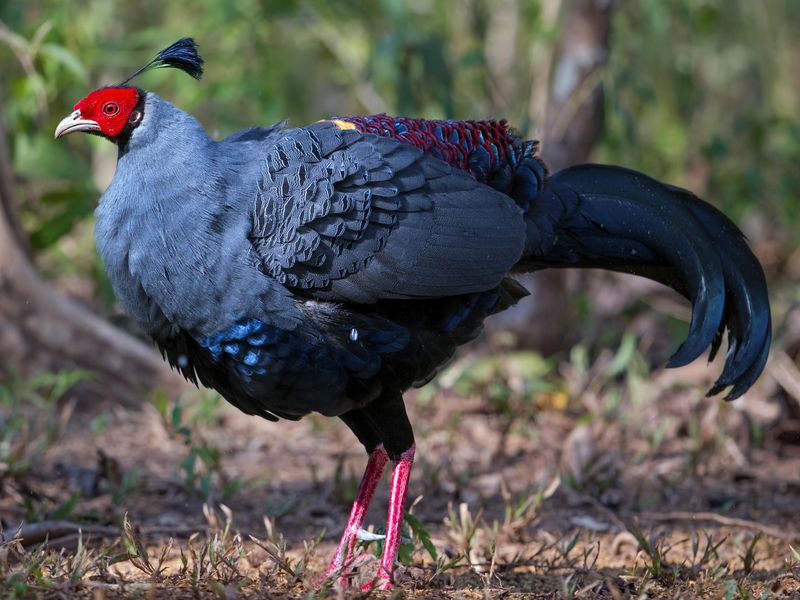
top-left (249, 121), bottom-right (526, 304)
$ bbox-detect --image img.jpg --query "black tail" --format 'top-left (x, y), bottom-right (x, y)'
top-left (520, 163), bottom-right (771, 400)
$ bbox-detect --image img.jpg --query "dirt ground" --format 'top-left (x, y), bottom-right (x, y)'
top-left (3, 329), bottom-right (800, 599)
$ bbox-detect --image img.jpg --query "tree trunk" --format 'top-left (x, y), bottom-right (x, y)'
top-left (0, 119), bottom-right (185, 404)
top-left (507, 0), bottom-right (614, 352)
top-left (542, 0), bottom-right (613, 172)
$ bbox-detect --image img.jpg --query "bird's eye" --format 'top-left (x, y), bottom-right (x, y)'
top-left (102, 102), bottom-right (119, 116)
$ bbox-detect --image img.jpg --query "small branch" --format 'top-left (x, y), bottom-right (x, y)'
top-left (484, 0), bottom-right (520, 115)
top-left (0, 20), bottom-right (52, 116)
top-left (2, 521), bottom-right (119, 547)
top-left (2, 520), bottom-right (262, 548)
top-left (768, 351), bottom-right (800, 407)
top-left (0, 112), bottom-right (30, 254)
top-left (633, 510), bottom-right (799, 541)
top-left (526, 0), bottom-right (563, 132)
top-left (305, 10), bottom-right (388, 115)
top-left (547, 66), bottom-right (607, 144)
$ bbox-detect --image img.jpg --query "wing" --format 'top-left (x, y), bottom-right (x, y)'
top-left (248, 120), bottom-right (525, 304)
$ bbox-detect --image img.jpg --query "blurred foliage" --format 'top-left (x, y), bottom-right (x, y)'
top-left (0, 369), bottom-right (87, 483)
top-left (0, 0), bottom-right (797, 312)
top-left (600, 0), bottom-right (800, 229)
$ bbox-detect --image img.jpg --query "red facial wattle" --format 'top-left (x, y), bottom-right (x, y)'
top-left (55, 87), bottom-right (140, 139)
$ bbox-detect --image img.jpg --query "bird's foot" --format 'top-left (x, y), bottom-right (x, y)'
top-left (319, 546), bottom-right (347, 587)
top-left (317, 567), bottom-right (350, 590)
top-left (320, 446), bottom-right (389, 587)
top-left (360, 567), bottom-right (393, 591)
top-left (321, 558), bottom-right (392, 591)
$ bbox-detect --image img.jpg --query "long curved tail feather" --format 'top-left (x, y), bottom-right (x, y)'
top-left (520, 163), bottom-right (771, 400)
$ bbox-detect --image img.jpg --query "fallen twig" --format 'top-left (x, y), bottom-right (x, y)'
top-left (634, 510), bottom-right (799, 541)
top-left (2, 520), bottom-right (258, 548)
top-left (1, 521), bottom-right (119, 546)
top-left (769, 351), bottom-right (800, 408)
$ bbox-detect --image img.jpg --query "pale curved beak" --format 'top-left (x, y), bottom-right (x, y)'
top-left (54, 110), bottom-right (100, 139)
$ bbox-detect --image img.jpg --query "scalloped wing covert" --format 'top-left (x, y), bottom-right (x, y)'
top-left (248, 121), bottom-right (526, 304)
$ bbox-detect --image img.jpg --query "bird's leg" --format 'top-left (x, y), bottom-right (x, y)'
top-left (367, 443), bottom-right (415, 591)
top-left (339, 396), bottom-right (415, 591)
top-left (323, 444), bottom-right (389, 582)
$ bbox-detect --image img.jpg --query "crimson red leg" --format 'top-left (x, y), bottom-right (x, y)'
top-left (363, 443), bottom-right (415, 591)
top-left (323, 445), bottom-right (389, 583)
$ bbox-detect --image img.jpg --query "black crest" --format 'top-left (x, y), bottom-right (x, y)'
top-left (120, 38), bottom-right (204, 85)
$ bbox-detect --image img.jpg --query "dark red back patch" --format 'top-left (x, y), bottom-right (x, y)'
top-left (334, 114), bottom-right (537, 189)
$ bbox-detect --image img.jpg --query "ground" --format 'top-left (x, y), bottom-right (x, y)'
top-left (2, 318), bottom-right (800, 599)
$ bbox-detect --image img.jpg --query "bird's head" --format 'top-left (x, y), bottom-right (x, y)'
top-left (55, 86), bottom-right (143, 142)
top-left (55, 38), bottom-right (203, 145)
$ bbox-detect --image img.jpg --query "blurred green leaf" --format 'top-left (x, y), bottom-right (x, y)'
top-left (28, 187), bottom-right (96, 249)
top-left (39, 43), bottom-right (87, 80)
top-left (405, 512), bottom-right (438, 562)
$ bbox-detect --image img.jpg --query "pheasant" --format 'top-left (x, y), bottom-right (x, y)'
top-left (55, 39), bottom-right (771, 589)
